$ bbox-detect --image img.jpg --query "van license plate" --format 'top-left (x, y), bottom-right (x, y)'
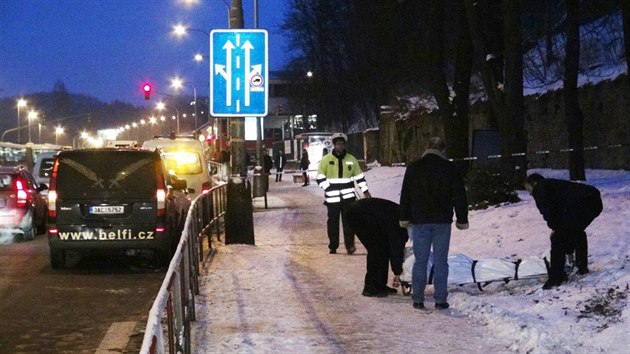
top-left (90, 206), bottom-right (124, 214)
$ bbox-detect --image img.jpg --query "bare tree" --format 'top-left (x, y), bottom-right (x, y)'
top-left (623, 0), bottom-right (630, 77)
top-left (502, 0), bottom-right (527, 183)
top-left (464, 0), bottom-right (527, 182)
top-left (450, 0), bottom-right (474, 166)
top-left (564, 0), bottom-right (586, 181)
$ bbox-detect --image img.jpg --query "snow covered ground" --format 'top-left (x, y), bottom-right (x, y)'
top-left (192, 166), bottom-right (629, 353)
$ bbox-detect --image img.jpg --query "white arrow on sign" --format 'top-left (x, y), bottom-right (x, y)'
top-left (214, 40), bottom-right (235, 106)
top-left (242, 40), bottom-right (254, 106)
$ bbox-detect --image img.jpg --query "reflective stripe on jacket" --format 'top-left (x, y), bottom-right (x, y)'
top-left (316, 152), bottom-right (368, 204)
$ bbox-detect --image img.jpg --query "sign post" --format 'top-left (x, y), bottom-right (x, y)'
top-left (213, 3), bottom-right (264, 245)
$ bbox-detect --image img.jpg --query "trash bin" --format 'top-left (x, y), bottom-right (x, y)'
top-left (252, 166), bottom-right (268, 198)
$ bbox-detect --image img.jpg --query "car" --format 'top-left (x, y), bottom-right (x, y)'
top-left (0, 165), bottom-right (48, 240)
top-left (32, 151), bottom-right (59, 191)
top-left (142, 135), bottom-right (212, 199)
top-left (46, 148), bottom-right (191, 268)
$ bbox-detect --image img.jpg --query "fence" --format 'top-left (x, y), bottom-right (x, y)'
top-left (139, 183), bottom-right (227, 354)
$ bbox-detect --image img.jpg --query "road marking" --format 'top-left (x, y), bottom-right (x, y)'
top-left (95, 321), bottom-right (137, 354)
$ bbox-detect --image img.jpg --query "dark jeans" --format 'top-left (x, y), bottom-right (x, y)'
top-left (326, 200), bottom-right (355, 251)
top-left (549, 229), bottom-right (588, 282)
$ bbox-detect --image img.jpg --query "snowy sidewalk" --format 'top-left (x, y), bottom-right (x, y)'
top-left (191, 180), bottom-right (511, 353)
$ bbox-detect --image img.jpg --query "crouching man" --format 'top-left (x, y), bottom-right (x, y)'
top-left (344, 198), bottom-right (408, 297)
top-left (524, 173), bottom-right (603, 289)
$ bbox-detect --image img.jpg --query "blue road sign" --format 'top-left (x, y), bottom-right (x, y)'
top-left (210, 29), bottom-right (268, 117)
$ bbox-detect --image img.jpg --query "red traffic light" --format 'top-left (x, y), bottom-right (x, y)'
top-left (143, 83), bottom-right (152, 100)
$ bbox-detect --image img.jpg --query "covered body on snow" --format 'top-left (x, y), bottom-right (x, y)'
top-left (399, 247), bottom-right (551, 294)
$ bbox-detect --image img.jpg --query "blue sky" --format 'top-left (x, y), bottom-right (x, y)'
top-left (0, 0), bottom-right (292, 106)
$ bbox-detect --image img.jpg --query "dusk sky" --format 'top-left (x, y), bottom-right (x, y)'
top-left (0, 0), bottom-right (293, 106)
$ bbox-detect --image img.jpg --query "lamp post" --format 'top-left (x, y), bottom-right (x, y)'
top-left (73, 131), bottom-right (88, 149)
top-left (171, 25), bottom-right (209, 133)
top-left (16, 99), bottom-right (27, 144)
top-left (55, 126), bottom-right (64, 145)
top-left (156, 101), bottom-right (180, 134)
top-left (27, 110), bottom-right (38, 143)
top-left (171, 77), bottom-right (198, 131)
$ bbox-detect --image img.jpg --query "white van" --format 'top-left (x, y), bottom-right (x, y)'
top-left (142, 135), bottom-right (211, 199)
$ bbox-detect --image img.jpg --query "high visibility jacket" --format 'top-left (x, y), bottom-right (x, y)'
top-left (316, 151), bottom-right (368, 204)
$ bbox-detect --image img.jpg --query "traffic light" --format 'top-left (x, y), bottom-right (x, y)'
top-left (143, 83), bottom-right (152, 100)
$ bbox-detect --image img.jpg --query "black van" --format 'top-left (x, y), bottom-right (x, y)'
top-left (46, 148), bottom-right (191, 268)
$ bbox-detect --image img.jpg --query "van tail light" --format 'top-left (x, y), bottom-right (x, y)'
top-left (156, 161), bottom-right (166, 217)
top-left (202, 182), bottom-right (211, 194)
top-left (155, 226), bottom-right (165, 233)
top-left (48, 191), bottom-right (57, 218)
top-left (156, 189), bottom-right (166, 217)
top-left (15, 179), bottom-right (28, 207)
top-left (48, 159), bottom-right (59, 218)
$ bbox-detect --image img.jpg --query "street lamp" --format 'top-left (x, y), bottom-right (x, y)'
top-left (171, 77), bottom-right (198, 130)
top-left (172, 24), bottom-right (209, 38)
top-left (16, 99), bottom-right (27, 144)
top-left (27, 110), bottom-right (38, 143)
top-left (55, 126), bottom-right (64, 145)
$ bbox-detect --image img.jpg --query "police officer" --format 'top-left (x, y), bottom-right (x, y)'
top-left (316, 133), bottom-right (370, 254)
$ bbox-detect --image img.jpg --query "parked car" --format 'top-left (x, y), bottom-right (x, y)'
top-left (46, 148), bottom-right (191, 268)
top-left (0, 165), bottom-right (48, 240)
top-left (142, 135), bottom-right (211, 199)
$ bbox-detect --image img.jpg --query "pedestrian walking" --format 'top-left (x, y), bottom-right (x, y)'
top-left (316, 133), bottom-right (371, 254)
top-left (399, 136), bottom-right (469, 310)
top-left (524, 173), bottom-right (603, 289)
top-left (300, 146), bottom-right (310, 186)
top-left (274, 150), bottom-right (286, 182)
top-left (345, 198), bottom-right (408, 297)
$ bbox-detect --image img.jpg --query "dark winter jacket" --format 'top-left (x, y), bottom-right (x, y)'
top-left (262, 154), bottom-right (273, 174)
top-left (345, 198), bottom-right (408, 275)
top-left (531, 178), bottom-right (603, 231)
top-left (274, 154), bottom-right (286, 170)
top-left (399, 150), bottom-right (468, 224)
top-left (299, 150), bottom-right (310, 171)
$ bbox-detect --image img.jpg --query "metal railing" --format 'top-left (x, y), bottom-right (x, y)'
top-left (140, 183), bottom-right (227, 354)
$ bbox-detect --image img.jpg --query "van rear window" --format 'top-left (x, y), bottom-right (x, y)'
top-left (56, 152), bottom-right (157, 199)
top-left (38, 158), bottom-right (55, 178)
top-left (162, 151), bottom-right (202, 175)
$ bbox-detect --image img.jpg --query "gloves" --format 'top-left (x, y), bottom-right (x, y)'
top-left (399, 220), bottom-right (410, 228)
top-left (456, 222), bottom-right (469, 230)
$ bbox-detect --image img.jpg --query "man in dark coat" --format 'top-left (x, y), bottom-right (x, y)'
top-left (525, 173), bottom-right (603, 289)
top-left (345, 198), bottom-right (408, 297)
top-left (262, 149), bottom-right (273, 175)
top-left (274, 150), bottom-right (286, 182)
top-left (299, 147), bottom-right (310, 186)
top-left (399, 137), bottom-right (468, 310)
